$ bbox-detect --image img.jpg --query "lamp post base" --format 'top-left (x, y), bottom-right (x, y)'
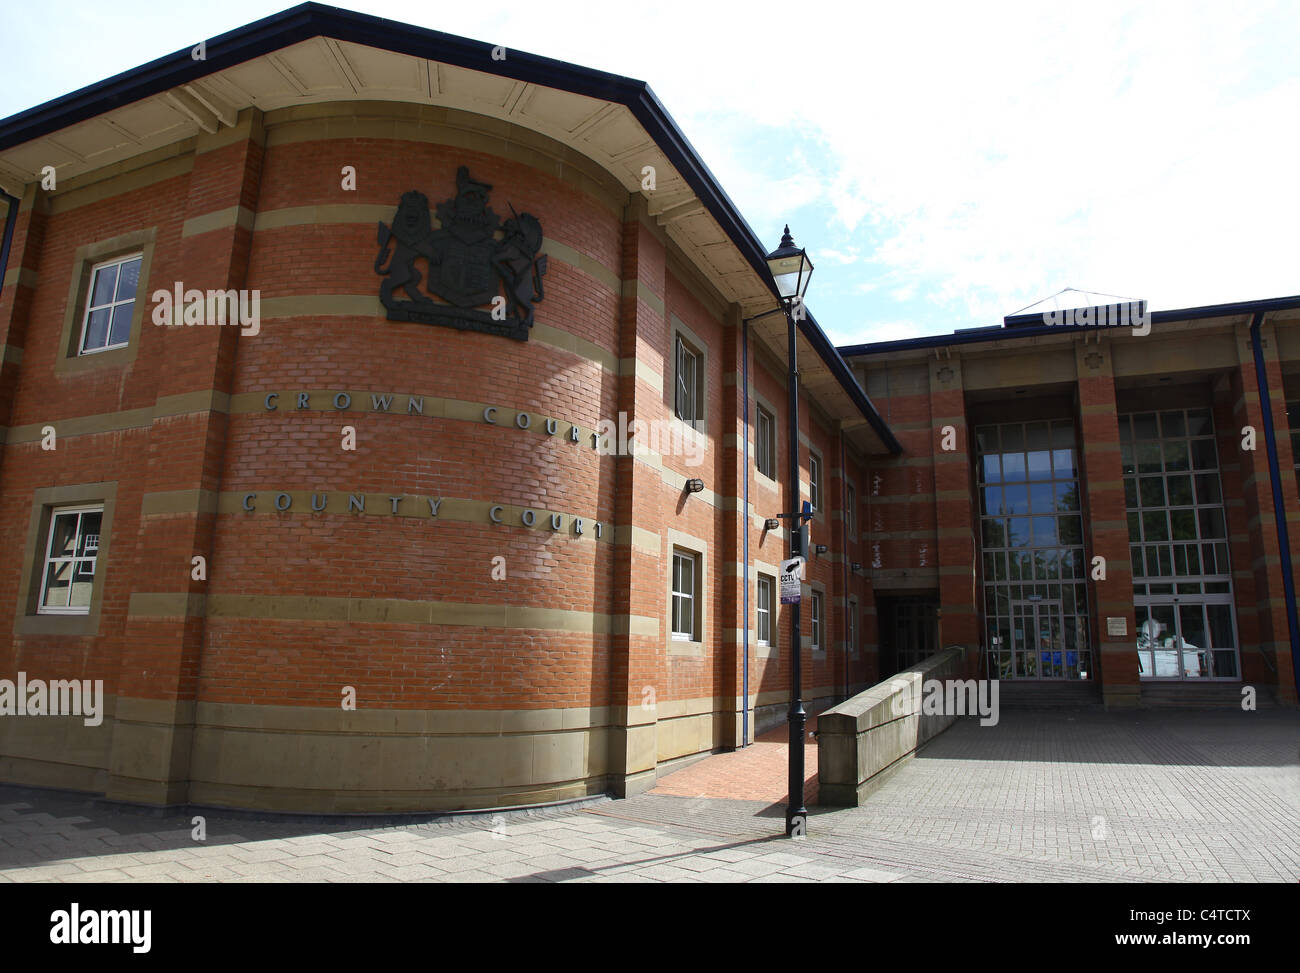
top-left (785, 698), bottom-right (808, 838)
top-left (785, 810), bottom-right (807, 838)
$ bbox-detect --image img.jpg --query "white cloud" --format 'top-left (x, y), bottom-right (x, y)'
top-left (5, 0), bottom-right (1296, 339)
top-left (815, 248), bottom-right (862, 266)
top-left (824, 319), bottom-right (930, 348)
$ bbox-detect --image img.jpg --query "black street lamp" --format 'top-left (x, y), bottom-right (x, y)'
top-left (765, 224), bottom-right (814, 838)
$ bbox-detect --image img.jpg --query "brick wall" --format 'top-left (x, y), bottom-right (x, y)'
top-left (0, 104), bottom-right (875, 808)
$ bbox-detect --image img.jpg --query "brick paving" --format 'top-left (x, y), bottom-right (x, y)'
top-left (0, 709), bottom-right (1295, 883)
top-left (617, 709), bottom-right (1300, 882)
top-left (649, 714), bottom-right (820, 804)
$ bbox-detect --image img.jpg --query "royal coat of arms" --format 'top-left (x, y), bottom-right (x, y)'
top-left (374, 167), bottom-right (548, 341)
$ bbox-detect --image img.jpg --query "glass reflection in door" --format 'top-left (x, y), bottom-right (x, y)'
top-left (1011, 599), bottom-right (1079, 679)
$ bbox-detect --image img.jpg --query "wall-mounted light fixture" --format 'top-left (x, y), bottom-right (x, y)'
top-left (851, 562), bottom-right (862, 573)
top-left (814, 544), bottom-right (828, 555)
top-left (763, 518), bottom-right (780, 531)
top-left (685, 478), bottom-right (704, 494)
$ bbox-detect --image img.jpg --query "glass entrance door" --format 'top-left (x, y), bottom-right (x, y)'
top-left (976, 418), bottom-right (1092, 682)
top-left (891, 597), bottom-right (938, 673)
top-left (1121, 409), bottom-right (1241, 681)
top-left (1010, 599), bottom-right (1080, 679)
top-left (1135, 595), bottom-right (1239, 679)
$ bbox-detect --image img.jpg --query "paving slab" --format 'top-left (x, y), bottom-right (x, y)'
top-left (0, 709), bottom-right (1293, 883)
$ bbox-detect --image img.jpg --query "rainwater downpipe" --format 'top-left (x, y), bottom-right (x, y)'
top-left (738, 306), bottom-right (792, 745)
top-left (742, 319), bottom-right (751, 746)
top-left (1248, 311), bottom-right (1300, 699)
top-left (0, 189), bottom-right (19, 299)
top-left (840, 432), bottom-right (851, 701)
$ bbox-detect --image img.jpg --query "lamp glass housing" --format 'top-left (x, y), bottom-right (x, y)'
top-left (765, 225), bottom-right (814, 304)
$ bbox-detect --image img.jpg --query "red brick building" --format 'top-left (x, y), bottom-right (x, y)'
top-left (842, 301), bottom-right (1300, 710)
top-left (0, 5), bottom-right (1294, 815)
top-left (0, 5), bottom-right (899, 812)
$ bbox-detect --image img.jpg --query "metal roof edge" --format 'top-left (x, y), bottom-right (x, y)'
top-left (802, 310), bottom-right (903, 455)
top-left (0, 2), bottom-right (894, 447)
top-left (839, 294), bottom-right (1300, 358)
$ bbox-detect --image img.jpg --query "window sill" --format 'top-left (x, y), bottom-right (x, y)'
top-left (668, 640), bottom-right (706, 658)
top-left (16, 613), bottom-right (100, 636)
top-left (672, 416), bottom-right (706, 436)
top-left (57, 343), bottom-right (136, 373)
top-left (78, 341), bottom-right (130, 356)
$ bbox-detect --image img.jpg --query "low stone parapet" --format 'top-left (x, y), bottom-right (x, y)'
top-left (816, 647), bottom-right (968, 806)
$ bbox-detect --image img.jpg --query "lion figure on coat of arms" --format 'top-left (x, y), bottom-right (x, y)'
top-left (374, 190), bottom-right (435, 307)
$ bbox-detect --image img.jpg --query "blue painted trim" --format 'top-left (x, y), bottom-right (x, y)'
top-left (0, 190), bottom-right (17, 302)
top-left (1249, 312), bottom-right (1300, 700)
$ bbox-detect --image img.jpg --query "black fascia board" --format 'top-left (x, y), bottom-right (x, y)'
top-left (0, 4), bottom-right (645, 149)
top-left (839, 294), bottom-right (1300, 358)
top-left (0, 5), bottom-right (754, 257)
top-left (0, 3), bottom-right (889, 441)
top-left (801, 309), bottom-right (903, 455)
top-left (0, 4), bottom-right (324, 148)
top-left (0, 2), bottom-right (764, 277)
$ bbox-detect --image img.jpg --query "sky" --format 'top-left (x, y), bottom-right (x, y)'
top-left (2, 0), bottom-right (1298, 347)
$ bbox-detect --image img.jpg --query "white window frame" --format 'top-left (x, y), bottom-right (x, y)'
top-left (1123, 408), bottom-right (1240, 681)
top-left (756, 574), bottom-right (774, 645)
top-left (37, 504), bottom-right (104, 615)
top-left (672, 548), bottom-right (699, 641)
top-left (675, 338), bottom-right (697, 422)
top-left (756, 405), bottom-right (776, 479)
top-left (809, 453), bottom-right (822, 511)
top-left (78, 253), bottom-right (142, 355)
top-left (811, 590), bottom-right (824, 649)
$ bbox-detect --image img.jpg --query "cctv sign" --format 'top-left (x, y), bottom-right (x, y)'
top-left (779, 556), bottom-right (805, 604)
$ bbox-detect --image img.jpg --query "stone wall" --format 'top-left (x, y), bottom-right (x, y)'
top-left (816, 646), bottom-right (966, 806)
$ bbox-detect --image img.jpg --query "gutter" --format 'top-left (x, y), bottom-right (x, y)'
top-left (840, 432), bottom-right (851, 700)
top-left (1249, 311), bottom-right (1300, 699)
top-left (841, 294), bottom-right (1300, 358)
top-left (0, 2), bottom-right (895, 449)
top-left (802, 309), bottom-right (902, 455)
